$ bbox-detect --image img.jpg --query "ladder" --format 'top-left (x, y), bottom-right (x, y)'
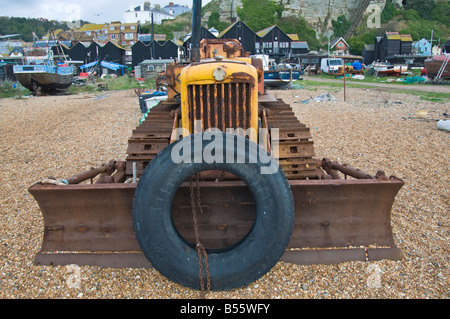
top-left (435, 54), bottom-right (449, 80)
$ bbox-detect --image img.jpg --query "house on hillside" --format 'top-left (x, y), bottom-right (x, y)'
top-left (330, 37), bottom-right (349, 55)
top-left (72, 23), bottom-right (108, 42)
top-left (107, 22), bottom-right (139, 47)
top-left (412, 38), bottom-right (431, 56)
top-left (163, 2), bottom-right (191, 17)
top-left (218, 20), bottom-right (260, 55)
top-left (124, 2), bottom-right (175, 24)
top-left (256, 25), bottom-right (293, 62)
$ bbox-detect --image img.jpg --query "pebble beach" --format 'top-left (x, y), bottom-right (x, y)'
top-left (0, 83), bottom-right (448, 299)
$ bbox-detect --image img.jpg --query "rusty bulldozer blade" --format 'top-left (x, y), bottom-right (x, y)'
top-left (29, 161), bottom-right (403, 268)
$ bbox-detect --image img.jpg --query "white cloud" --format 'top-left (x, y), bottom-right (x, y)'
top-left (1, 0), bottom-right (211, 23)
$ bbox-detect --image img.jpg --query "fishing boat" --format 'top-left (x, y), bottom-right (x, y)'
top-left (371, 61), bottom-right (408, 77)
top-left (264, 63), bottom-right (303, 87)
top-left (424, 54), bottom-right (450, 79)
top-left (13, 46), bottom-right (74, 95)
top-left (250, 54), bottom-right (303, 87)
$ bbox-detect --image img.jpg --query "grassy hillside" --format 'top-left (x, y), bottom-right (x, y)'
top-left (0, 17), bottom-right (69, 42)
top-left (344, 0), bottom-right (450, 55)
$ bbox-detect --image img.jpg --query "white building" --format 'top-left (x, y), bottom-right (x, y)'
top-left (124, 1), bottom-right (175, 25)
top-left (162, 2), bottom-right (191, 17)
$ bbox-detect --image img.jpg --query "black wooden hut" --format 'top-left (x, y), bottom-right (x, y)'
top-left (154, 40), bottom-right (178, 60)
top-left (87, 42), bottom-right (104, 63)
top-left (69, 42), bottom-right (89, 63)
top-left (374, 36), bottom-right (383, 61)
top-left (382, 32), bottom-right (401, 60)
top-left (183, 26), bottom-right (216, 59)
top-left (399, 34), bottom-right (413, 55)
top-left (218, 20), bottom-right (260, 55)
top-left (103, 41), bottom-right (126, 65)
top-left (362, 44), bottom-right (375, 65)
top-left (256, 25), bottom-right (293, 62)
top-left (132, 40), bottom-right (152, 67)
top-left (444, 39), bottom-right (450, 53)
top-left (132, 40), bottom-right (179, 67)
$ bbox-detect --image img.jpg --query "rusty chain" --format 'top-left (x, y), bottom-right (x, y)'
top-left (189, 173), bottom-right (211, 296)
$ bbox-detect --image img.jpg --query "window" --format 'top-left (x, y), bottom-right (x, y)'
top-left (110, 27), bottom-right (115, 31)
top-left (110, 34), bottom-right (116, 40)
top-left (125, 33), bottom-right (133, 40)
top-left (147, 65), bottom-right (155, 71)
top-left (85, 31), bottom-right (91, 35)
top-left (131, 26), bottom-right (136, 30)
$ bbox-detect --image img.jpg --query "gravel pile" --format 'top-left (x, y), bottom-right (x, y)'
top-left (0, 86), bottom-right (448, 299)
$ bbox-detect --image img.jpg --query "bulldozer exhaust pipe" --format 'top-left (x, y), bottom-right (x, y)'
top-left (191, 0), bottom-right (202, 62)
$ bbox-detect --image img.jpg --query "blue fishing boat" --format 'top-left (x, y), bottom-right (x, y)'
top-left (13, 47), bottom-right (74, 95)
top-left (264, 62), bottom-right (303, 87)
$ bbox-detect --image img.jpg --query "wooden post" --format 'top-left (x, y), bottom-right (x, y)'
top-left (343, 59), bottom-right (346, 102)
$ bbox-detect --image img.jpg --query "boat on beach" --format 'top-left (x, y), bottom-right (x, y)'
top-left (13, 46), bottom-right (74, 95)
top-left (370, 61), bottom-right (408, 77)
top-left (424, 54), bottom-right (450, 79)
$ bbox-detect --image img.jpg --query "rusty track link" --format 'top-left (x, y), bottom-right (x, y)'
top-left (260, 98), bottom-right (320, 180)
top-left (126, 97), bottom-right (320, 180)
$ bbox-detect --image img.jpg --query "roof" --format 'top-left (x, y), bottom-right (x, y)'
top-left (127, 6), bottom-right (175, 17)
top-left (0, 34), bottom-right (21, 39)
top-left (288, 34), bottom-right (299, 41)
top-left (256, 25), bottom-right (277, 38)
top-left (400, 34), bottom-right (413, 42)
top-left (78, 23), bottom-right (107, 32)
top-left (384, 31), bottom-right (412, 41)
top-left (291, 41), bottom-right (309, 49)
top-left (385, 31), bottom-right (401, 40)
top-left (218, 20), bottom-right (239, 38)
top-left (330, 37), bottom-right (349, 49)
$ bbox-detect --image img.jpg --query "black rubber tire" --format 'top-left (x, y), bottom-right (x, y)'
top-left (132, 132), bottom-right (294, 291)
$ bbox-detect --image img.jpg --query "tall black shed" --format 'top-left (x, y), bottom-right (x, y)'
top-left (219, 20), bottom-right (260, 55)
top-left (69, 42), bottom-right (89, 63)
top-left (103, 41), bottom-right (126, 65)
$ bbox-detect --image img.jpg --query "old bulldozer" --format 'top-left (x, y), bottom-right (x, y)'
top-left (28, 0), bottom-right (404, 291)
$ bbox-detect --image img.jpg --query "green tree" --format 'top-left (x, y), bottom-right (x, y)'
top-left (347, 37), bottom-right (365, 55)
top-left (207, 11), bottom-right (229, 32)
top-left (381, 0), bottom-right (401, 23)
top-left (332, 15), bottom-right (351, 38)
top-left (277, 16), bottom-right (320, 50)
top-left (236, 0), bottom-right (283, 32)
top-left (403, 0), bottom-right (436, 19)
top-left (431, 1), bottom-right (450, 27)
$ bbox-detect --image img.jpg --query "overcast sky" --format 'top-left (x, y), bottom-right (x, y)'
top-left (1, 0), bottom-right (212, 24)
